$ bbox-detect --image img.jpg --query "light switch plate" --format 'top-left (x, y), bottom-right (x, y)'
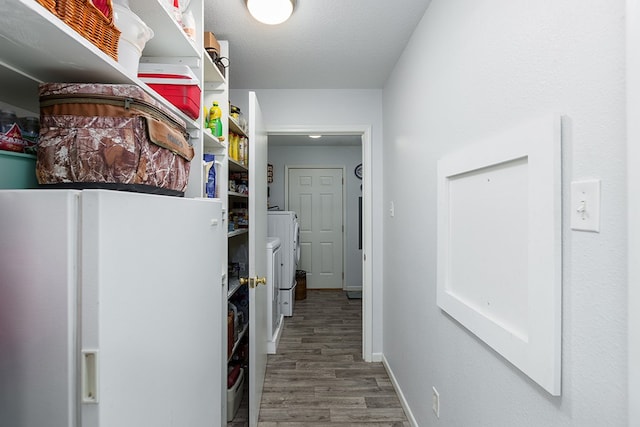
top-left (570, 179), bottom-right (601, 232)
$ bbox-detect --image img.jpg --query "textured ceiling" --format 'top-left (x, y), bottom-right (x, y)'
top-left (203, 0), bottom-right (432, 90)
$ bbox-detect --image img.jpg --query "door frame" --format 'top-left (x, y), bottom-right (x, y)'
top-left (285, 165), bottom-right (347, 290)
top-left (627, 0), bottom-right (639, 424)
top-left (267, 125), bottom-right (374, 362)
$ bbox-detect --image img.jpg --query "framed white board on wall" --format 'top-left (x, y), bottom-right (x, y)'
top-left (437, 115), bottom-right (562, 396)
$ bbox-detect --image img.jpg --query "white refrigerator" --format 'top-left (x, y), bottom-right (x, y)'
top-left (0, 190), bottom-right (223, 426)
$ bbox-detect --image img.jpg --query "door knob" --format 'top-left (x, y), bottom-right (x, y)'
top-left (239, 277), bottom-right (249, 286)
top-left (256, 277), bottom-right (267, 285)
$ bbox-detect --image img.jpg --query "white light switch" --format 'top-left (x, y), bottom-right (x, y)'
top-left (571, 179), bottom-right (600, 232)
top-left (389, 201), bottom-right (395, 217)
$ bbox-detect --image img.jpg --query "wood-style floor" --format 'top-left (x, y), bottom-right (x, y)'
top-left (256, 289), bottom-right (410, 426)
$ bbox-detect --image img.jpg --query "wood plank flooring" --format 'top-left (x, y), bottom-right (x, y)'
top-left (256, 289), bottom-right (410, 427)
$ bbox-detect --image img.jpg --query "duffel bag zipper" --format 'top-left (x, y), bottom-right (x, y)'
top-left (40, 94), bottom-right (191, 144)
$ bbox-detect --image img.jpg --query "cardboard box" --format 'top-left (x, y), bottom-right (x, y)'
top-left (204, 31), bottom-right (220, 54)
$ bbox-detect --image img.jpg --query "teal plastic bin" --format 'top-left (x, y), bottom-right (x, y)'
top-left (0, 151), bottom-right (38, 189)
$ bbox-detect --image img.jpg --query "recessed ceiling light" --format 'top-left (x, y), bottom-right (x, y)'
top-left (309, 135), bottom-right (322, 139)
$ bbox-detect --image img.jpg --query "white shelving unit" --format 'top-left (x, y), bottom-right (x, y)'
top-left (223, 79), bottom-right (253, 425)
top-left (0, 1), bottom-right (233, 425)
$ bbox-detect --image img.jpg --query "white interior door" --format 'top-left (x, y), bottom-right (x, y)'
top-left (288, 167), bottom-right (344, 289)
top-left (248, 91), bottom-right (268, 427)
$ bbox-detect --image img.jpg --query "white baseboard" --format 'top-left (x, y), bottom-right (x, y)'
top-left (371, 352), bottom-right (383, 362)
top-left (382, 354), bottom-right (418, 427)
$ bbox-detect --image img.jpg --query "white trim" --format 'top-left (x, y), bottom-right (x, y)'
top-left (627, 0), bottom-right (639, 424)
top-left (267, 125), bottom-right (374, 362)
top-left (370, 352), bottom-right (383, 363)
top-left (284, 165), bottom-right (347, 291)
top-left (382, 355), bottom-right (418, 427)
top-left (361, 126), bottom-right (373, 362)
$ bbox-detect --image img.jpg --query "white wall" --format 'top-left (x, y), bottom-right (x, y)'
top-left (267, 144), bottom-right (363, 289)
top-left (231, 89), bottom-right (384, 354)
top-left (382, 1), bottom-right (627, 426)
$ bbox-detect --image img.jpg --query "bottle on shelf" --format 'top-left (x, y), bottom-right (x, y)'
top-left (238, 137), bottom-right (244, 165)
top-left (203, 106), bottom-right (209, 129)
top-left (232, 133), bottom-right (239, 161)
top-left (208, 101), bottom-right (223, 138)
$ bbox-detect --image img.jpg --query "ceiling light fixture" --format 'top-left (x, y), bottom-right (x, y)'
top-left (246, 0), bottom-right (296, 25)
top-left (308, 135), bottom-right (322, 139)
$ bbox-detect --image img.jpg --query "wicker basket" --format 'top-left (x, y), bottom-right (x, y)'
top-left (36, 0), bottom-right (57, 14)
top-left (55, 0), bottom-right (120, 61)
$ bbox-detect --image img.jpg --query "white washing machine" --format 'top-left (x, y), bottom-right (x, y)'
top-left (266, 237), bottom-right (283, 353)
top-left (267, 211), bottom-right (300, 317)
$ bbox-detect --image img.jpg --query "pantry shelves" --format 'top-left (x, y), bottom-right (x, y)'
top-left (0, 0), bottom-right (199, 125)
top-left (228, 229), bottom-right (248, 238)
top-left (227, 323), bottom-right (248, 363)
top-left (0, 0), bottom-right (132, 111)
top-left (229, 158), bottom-right (248, 172)
top-left (203, 51), bottom-right (226, 84)
top-left (127, 0), bottom-right (199, 58)
top-left (203, 132), bottom-right (225, 152)
top-left (229, 116), bottom-right (247, 138)
top-left (228, 278), bottom-right (242, 299)
top-left (228, 191), bottom-right (248, 198)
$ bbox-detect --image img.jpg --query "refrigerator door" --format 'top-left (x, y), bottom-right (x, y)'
top-left (0, 190), bottom-right (81, 427)
top-left (79, 191), bottom-right (222, 426)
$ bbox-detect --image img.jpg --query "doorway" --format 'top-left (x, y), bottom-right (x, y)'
top-left (266, 127), bottom-right (374, 361)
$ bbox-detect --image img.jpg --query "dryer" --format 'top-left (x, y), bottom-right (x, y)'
top-left (267, 211), bottom-right (300, 316)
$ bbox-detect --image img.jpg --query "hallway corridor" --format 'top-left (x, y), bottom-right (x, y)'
top-left (257, 290), bottom-right (410, 426)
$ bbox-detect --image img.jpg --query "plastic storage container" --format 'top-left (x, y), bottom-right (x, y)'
top-left (226, 367), bottom-right (244, 422)
top-left (0, 151), bottom-right (38, 189)
top-left (112, 3), bottom-right (154, 76)
top-left (138, 63), bottom-right (201, 120)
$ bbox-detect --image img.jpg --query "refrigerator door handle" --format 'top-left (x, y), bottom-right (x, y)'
top-left (82, 350), bottom-right (99, 403)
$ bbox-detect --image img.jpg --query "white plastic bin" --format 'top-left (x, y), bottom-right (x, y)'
top-left (226, 367), bottom-right (244, 422)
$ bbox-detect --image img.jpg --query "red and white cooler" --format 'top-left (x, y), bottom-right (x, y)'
top-left (139, 64), bottom-right (201, 120)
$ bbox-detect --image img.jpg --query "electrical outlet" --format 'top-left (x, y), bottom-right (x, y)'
top-left (432, 386), bottom-right (440, 418)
